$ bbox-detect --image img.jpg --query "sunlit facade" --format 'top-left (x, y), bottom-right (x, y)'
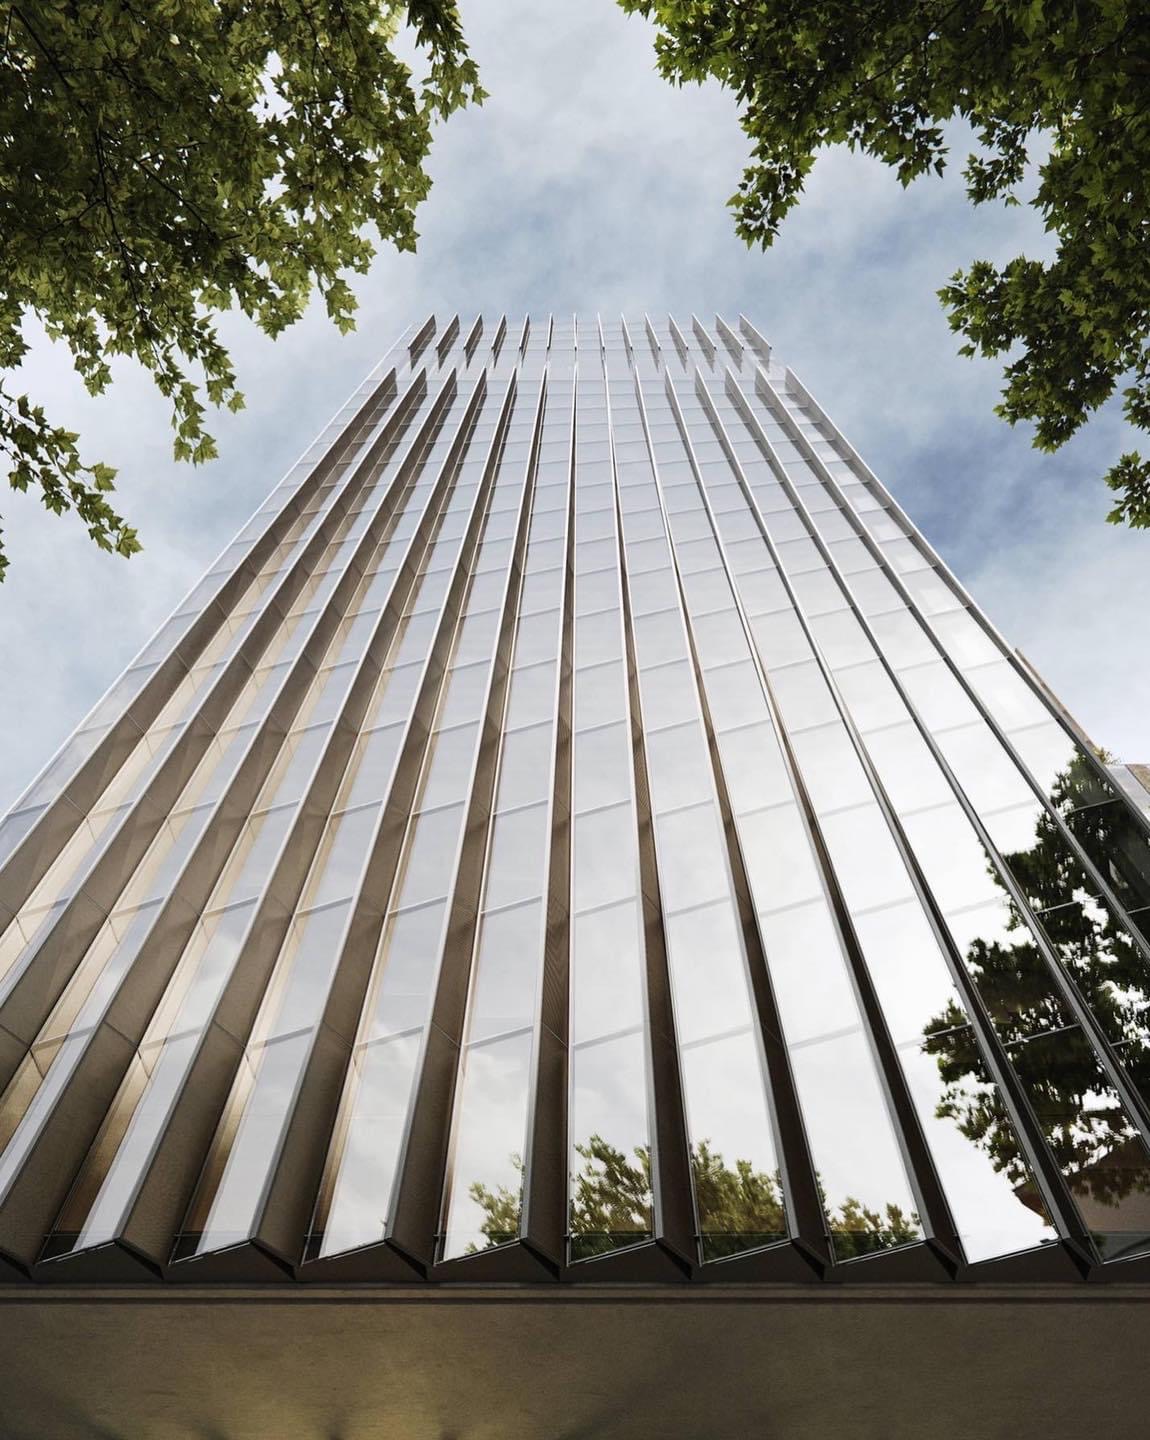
top-left (2, 312), bottom-right (1150, 1291)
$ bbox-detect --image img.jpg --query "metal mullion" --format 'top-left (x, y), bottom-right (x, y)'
top-left (0, 366), bottom-right (452, 1086)
top-left (435, 315), bottom-right (461, 365)
top-left (519, 341), bottom-right (576, 1271)
top-left (560, 339), bottom-right (687, 1278)
top-left (434, 350), bottom-right (575, 1274)
top-left (616, 326), bottom-right (788, 1272)
top-left (408, 370), bottom-right (562, 1278)
top-left (768, 367), bottom-right (1150, 896)
top-left (630, 357), bottom-right (855, 1277)
top-left (408, 315), bottom-right (436, 365)
top-left (641, 313), bottom-right (663, 366)
top-left (718, 365), bottom-right (1109, 1266)
top-left (25, 369), bottom-right (484, 1278)
top-left (652, 354), bottom-right (960, 1275)
top-left (702, 364), bottom-right (1092, 1270)
top-left (714, 315), bottom-right (745, 368)
top-left (7, 367), bottom-right (452, 1092)
top-left (491, 315), bottom-right (508, 366)
top-left (688, 315), bottom-right (716, 366)
top-left (437, 360), bottom-right (569, 1272)
top-left (0, 354), bottom-right (413, 922)
top-left (666, 315), bottom-right (690, 367)
top-left (297, 371), bottom-right (533, 1277)
top-left (0, 362), bottom-right (436, 944)
top-left (168, 370), bottom-right (502, 1274)
top-left (599, 336), bottom-right (711, 1274)
top-left (737, 315), bottom-right (772, 365)
top-left (463, 315), bottom-right (483, 363)
top-left (602, 332), bottom-right (695, 1274)
top-left (279, 371), bottom-right (526, 1272)
top-left (755, 367), bottom-right (1150, 1142)
top-left (626, 347), bottom-right (833, 1276)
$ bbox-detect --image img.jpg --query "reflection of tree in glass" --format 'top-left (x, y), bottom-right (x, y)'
top-left (467, 1136), bottom-right (918, 1261)
top-left (923, 751), bottom-right (1150, 1213)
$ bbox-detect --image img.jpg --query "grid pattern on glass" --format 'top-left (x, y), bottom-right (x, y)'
top-left (0, 363), bottom-right (446, 1044)
top-left (5, 366), bottom-right (482, 1257)
top-left (676, 367), bottom-right (1059, 1264)
top-left (611, 325), bottom-right (790, 1264)
top-left (710, 352), bottom-right (1150, 1261)
top-left (563, 323), bottom-right (655, 1263)
top-left (0, 314), bottom-right (1145, 1286)
top-left (307, 359), bottom-right (547, 1262)
top-left (630, 347), bottom-right (931, 1264)
top-left (440, 336), bottom-right (573, 1262)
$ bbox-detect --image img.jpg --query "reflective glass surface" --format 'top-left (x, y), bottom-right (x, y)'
top-left (3, 314), bottom-right (1147, 1286)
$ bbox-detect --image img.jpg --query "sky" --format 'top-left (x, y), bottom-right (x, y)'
top-left (1, 0), bottom-right (1147, 812)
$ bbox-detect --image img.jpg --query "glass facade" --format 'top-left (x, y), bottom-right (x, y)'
top-left (1, 312), bottom-right (1149, 1282)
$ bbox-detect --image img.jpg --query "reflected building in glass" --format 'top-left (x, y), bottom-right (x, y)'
top-left (3, 311), bottom-right (1150, 1293)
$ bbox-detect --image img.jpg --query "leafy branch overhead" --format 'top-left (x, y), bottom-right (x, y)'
top-left (0, 0), bottom-right (482, 578)
top-left (619, 0), bottom-right (1150, 526)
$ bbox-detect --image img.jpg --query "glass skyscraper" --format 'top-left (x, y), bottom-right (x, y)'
top-left (2, 311), bottom-right (1150, 1296)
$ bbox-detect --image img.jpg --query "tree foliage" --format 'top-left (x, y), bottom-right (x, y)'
top-left (469, 1135), bottom-right (919, 1261)
top-left (0, 0), bottom-right (482, 578)
top-left (619, 0), bottom-right (1150, 525)
top-left (923, 749), bottom-right (1150, 1216)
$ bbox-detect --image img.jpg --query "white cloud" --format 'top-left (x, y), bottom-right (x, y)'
top-left (1, 0), bottom-right (1146, 811)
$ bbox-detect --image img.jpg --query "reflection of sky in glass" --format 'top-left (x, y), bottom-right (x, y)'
top-left (5, 315), bottom-right (1149, 1280)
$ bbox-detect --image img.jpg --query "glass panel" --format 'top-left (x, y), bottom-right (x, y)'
top-left (394, 804), bottom-right (464, 908)
top-left (633, 609), bottom-right (689, 668)
top-left (644, 722), bottom-right (714, 815)
top-left (758, 901), bottom-right (860, 1046)
top-left (306, 806), bottom-right (378, 910)
top-left (1005, 1025), bottom-right (1150, 1260)
top-left (901, 805), bottom-right (1005, 916)
top-left (655, 804), bottom-right (730, 914)
top-left (442, 1030), bottom-right (534, 1257)
top-left (575, 609), bottom-right (623, 669)
top-left (715, 725), bottom-right (793, 814)
top-left (789, 723), bottom-right (874, 814)
top-left (318, 1031), bottom-right (421, 1256)
top-left (193, 1029), bottom-right (313, 1253)
top-left (468, 899), bottom-right (542, 1044)
top-left (740, 803), bottom-right (824, 911)
top-left (861, 721), bottom-right (954, 815)
top-left (571, 899), bottom-right (645, 1045)
top-left (820, 804), bottom-right (914, 914)
top-left (484, 804), bottom-right (550, 911)
top-left (665, 901), bottom-right (752, 1046)
top-left (572, 659), bottom-right (627, 732)
top-left (264, 899), bottom-right (351, 1040)
top-left (569, 1031), bottom-right (653, 1260)
top-left (436, 662), bottom-right (490, 731)
top-left (364, 901), bottom-right (446, 1041)
top-left (702, 660), bottom-right (764, 732)
top-left (505, 661), bottom-right (557, 731)
top-left (418, 724), bottom-right (479, 811)
top-left (497, 723), bottom-right (555, 812)
top-left (637, 659), bottom-right (699, 731)
top-left (573, 804), bottom-right (637, 913)
top-left (573, 722), bottom-right (633, 814)
top-left (750, 611), bottom-right (812, 669)
top-left (680, 1031), bottom-right (786, 1258)
top-left (788, 1029), bottom-right (922, 1261)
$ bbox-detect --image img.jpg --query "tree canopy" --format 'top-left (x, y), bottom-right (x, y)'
top-left (619, 0), bottom-right (1150, 526)
top-left (0, 0), bottom-right (482, 578)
